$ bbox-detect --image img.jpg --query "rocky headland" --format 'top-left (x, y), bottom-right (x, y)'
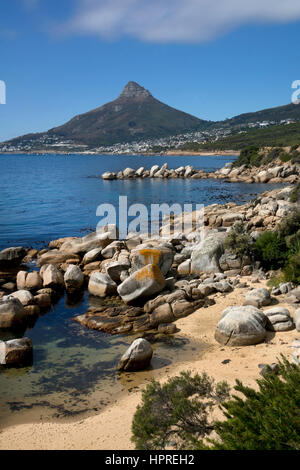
top-left (1, 184), bottom-right (299, 369)
top-left (101, 160), bottom-right (299, 184)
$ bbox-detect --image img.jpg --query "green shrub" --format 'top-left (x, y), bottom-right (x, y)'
top-left (224, 221), bottom-right (254, 258)
top-left (131, 359), bottom-right (300, 450)
top-left (283, 250), bottom-right (300, 284)
top-left (290, 184), bottom-right (300, 203)
top-left (277, 210), bottom-right (300, 238)
top-left (280, 153), bottom-right (292, 163)
top-left (254, 231), bottom-right (287, 270)
top-left (131, 371), bottom-right (230, 450)
top-left (211, 357), bottom-right (300, 450)
top-left (234, 146), bottom-right (260, 167)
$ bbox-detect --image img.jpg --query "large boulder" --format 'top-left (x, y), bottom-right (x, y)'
top-left (88, 272), bottom-right (117, 297)
top-left (264, 307), bottom-right (294, 332)
top-left (0, 337), bottom-right (33, 366)
top-left (0, 246), bottom-right (26, 268)
top-left (117, 264), bottom-right (166, 303)
top-left (191, 232), bottom-right (226, 274)
top-left (244, 288), bottom-right (271, 308)
top-left (215, 305), bottom-right (268, 346)
top-left (130, 246), bottom-right (174, 276)
top-left (59, 231), bottom-right (115, 256)
top-left (42, 264), bottom-right (64, 290)
top-left (64, 265), bottom-right (84, 292)
top-left (16, 271), bottom-right (43, 291)
top-left (106, 260), bottom-right (130, 283)
top-left (0, 297), bottom-right (26, 329)
top-left (118, 338), bottom-right (153, 371)
top-left (7, 290), bottom-right (34, 306)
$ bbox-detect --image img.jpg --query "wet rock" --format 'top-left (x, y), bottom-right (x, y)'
top-left (34, 293), bottom-right (52, 309)
top-left (64, 264), bottom-right (84, 292)
top-left (102, 172), bottom-right (116, 180)
top-left (117, 264), bottom-right (166, 303)
top-left (0, 337), bottom-right (33, 366)
top-left (215, 305), bottom-right (268, 346)
top-left (88, 272), bottom-right (117, 298)
top-left (118, 338), bottom-right (153, 371)
top-left (17, 271), bottom-right (43, 291)
top-left (0, 297), bottom-right (26, 329)
top-left (7, 290), bottom-right (34, 306)
top-left (42, 264), bottom-right (64, 290)
top-left (0, 246), bottom-right (26, 268)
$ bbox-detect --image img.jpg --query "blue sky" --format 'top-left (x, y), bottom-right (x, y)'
top-left (1, 0), bottom-right (300, 141)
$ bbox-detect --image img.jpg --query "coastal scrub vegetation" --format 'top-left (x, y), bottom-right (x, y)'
top-left (131, 358), bottom-right (300, 450)
top-left (224, 211), bottom-right (300, 284)
top-left (131, 371), bottom-right (230, 450)
top-left (224, 221), bottom-right (255, 258)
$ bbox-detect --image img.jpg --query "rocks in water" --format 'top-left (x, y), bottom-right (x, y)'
top-left (7, 289), bottom-right (34, 306)
top-left (244, 288), bottom-right (271, 308)
top-left (118, 338), bottom-right (153, 371)
top-left (34, 293), bottom-right (52, 309)
top-left (264, 307), bottom-right (294, 332)
top-left (293, 308), bottom-right (300, 332)
top-left (64, 264), bottom-right (84, 292)
top-left (16, 271), bottom-right (43, 291)
top-left (191, 232), bottom-right (226, 274)
top-left (215, 305), bottom-right (268, 346)
top-left (130, 246), bottom-right (174, 276)
top-left (88, 272), bottom-right (117, 297)
top-left (102, 172), bottom-right (116, 180)
top-left (0, 297), bottom-right (26, 329)
top-left (117, 264), bottom-right (166, 303)
top-left (0, 337), bottom-right (33, 366)
top-left (82, 247), bottom-right (103, 264)
top-left (58, 231), bottom-right (115, 256)
top-left (0, 246), bottom-right (26, 268)
top-left (42, 264), bottom-right (64, 290)
top-left (74, 305), bottom-right (144, 334)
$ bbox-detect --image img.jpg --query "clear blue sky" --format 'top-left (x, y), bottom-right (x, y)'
top-left (1, 0), bottom-right (300, 141)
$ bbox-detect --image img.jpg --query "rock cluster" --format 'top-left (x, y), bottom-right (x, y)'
top-left (101, 161), bottom-right (299, 184)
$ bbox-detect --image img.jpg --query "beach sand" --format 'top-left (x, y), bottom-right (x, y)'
top-left (0, 278), bottom-right (298, 450)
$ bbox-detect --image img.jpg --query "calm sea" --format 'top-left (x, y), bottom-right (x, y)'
top-left (0, 153), bottom-right (285, 428)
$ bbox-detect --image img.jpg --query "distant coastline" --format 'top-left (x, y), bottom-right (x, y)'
top-left (0, 150), bottom-right (240, 157)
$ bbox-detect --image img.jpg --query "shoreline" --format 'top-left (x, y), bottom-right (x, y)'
top-left (0, 278), bottom-right (297, 450)
top-left (0, 151), bottom-right (239, 157)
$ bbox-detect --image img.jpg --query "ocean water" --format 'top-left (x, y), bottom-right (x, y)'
top-left (0, 153), bottom-right (286, 428)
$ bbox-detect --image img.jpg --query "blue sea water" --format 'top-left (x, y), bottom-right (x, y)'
top-left (0, 153), bottom-right (286, 428)
top-left (0, 153), bottom-right (284, 250)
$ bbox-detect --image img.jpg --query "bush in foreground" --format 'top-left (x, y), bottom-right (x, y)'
top-left (131, 371), bottom-right (229, 450)
top-left (212, 357), bottom-right (300, 450)
top-left (132, 358), bottom-right (300, 450)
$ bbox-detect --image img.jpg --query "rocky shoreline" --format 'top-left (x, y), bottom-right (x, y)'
top-left (102, 160), bottom-right (300, 184)
top-left (1, 184), bottom-right (300, 369)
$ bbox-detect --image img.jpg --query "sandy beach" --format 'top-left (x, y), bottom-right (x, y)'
top-left (0, 278), bottom-right (298, 450)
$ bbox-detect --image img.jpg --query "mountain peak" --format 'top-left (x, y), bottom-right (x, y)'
top-left (119, 81), bottom-right (152, 99)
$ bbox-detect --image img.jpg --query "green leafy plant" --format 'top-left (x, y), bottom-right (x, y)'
top-left (211, 357), bottom-right (300, 450)
top-left (224, 221), bottom-right (255, 258)
top-left (254, 231), bottom-right (286, 270)
top-left (131, 371), bottom-right (230, 450)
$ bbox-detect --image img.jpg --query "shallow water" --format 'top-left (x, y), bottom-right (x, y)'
top-left (0, 153), bottom-right (286, 428)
